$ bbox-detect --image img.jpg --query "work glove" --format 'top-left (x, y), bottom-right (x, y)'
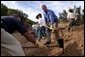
top-left (35, 41), bottom-right (47, 48)
top-left (45, 25), bottom-right (51, 30)
top-left (50, 25), bottom-right (53, 30)
top-left (51, 24), bottom-right (56, 33)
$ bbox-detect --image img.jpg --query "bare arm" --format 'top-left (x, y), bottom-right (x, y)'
top-left (22, 30), bottom-right (36, 44)
top-left (21, 30), bottom-right (47, 48)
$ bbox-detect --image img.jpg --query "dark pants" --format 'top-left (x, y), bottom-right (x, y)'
top-left (32, 28), bottom-right (38, 39)
top-left (41, 26), bottom-right (46, 37)
top-left (68, 19), bottom-right (75, 28)
top-left (45, 28), bottom-right (51, 42)
top-left (37, 26), bottom-right (46, 41)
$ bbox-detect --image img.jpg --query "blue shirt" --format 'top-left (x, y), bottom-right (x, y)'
top-left (1, 16), bottom-right (27, 34)
top-left (43, 9), bottom-right (58, 24)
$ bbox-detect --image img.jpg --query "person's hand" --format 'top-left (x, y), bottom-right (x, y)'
top-left (52, 28), bottom-right (55, 33)
top-left (45, 25), bottom-right (51, 30)
top-left (51, 24), bottom-right (56, 32)
top-left (35, 41), bottom-right (47, 48)
top-left (49, 25), bottom-right (53, 30)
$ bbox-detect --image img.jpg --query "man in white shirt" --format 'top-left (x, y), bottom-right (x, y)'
top-left (67, 9), bottom-right (76, 31)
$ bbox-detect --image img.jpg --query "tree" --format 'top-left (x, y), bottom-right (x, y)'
top-left (7, 8), bottom-right (28, 23)
top-left (8, 9), bottom-right (28, 17)
top-left (1, 4), bottom-right (34, 26)
top-left (1, 3), bottom-right (8, 16)
top-left (7, 9), bottom-right (19, 15)
top-left (25, 18), bottom-right (34, 26)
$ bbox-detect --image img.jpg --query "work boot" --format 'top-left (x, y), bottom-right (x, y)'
top-left (57, 37), bottom-right (64, 48)
top-left (68, 27), bottom-right (70, 31)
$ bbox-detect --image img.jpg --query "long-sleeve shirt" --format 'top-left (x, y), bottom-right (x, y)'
top-left (43, 9), bottom-right (58, 25)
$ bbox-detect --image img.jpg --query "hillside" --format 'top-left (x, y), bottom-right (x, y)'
top-left (12, 23), bottom-right (84, 56)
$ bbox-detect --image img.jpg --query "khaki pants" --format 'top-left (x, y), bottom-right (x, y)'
top-left (1, 28), bottom-right (25, 56)
top-left (51, 22), bottom-right (59, 42)
top-left (46, 22), bottom-right (59, 43)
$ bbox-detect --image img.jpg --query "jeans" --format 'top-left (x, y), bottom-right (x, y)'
top-left (37, 26), bottom-right (42, 41)
top-left (32, 29), bottom-right (38, 38)
top-left (40, 26), bottom-right (46, 37)
top-left (37, 26), bottom-right (46, 41)
top-left (45, 28), bottom-right (51, 42)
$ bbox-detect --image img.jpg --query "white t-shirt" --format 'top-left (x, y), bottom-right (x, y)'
top-left (37, 18), bottom-right (46, 27)
top-left (67, 12), bottom-right (75, 19)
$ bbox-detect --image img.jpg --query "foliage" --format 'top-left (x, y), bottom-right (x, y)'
top-left (1, 3), bottom-right (8, 16)
top-left (1, 3), bottom-right (34, 25)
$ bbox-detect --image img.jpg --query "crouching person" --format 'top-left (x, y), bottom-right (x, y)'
top-left (36, 13), bottom-right (46, 41)
top-left (1, 14), bottom-right (47, 56)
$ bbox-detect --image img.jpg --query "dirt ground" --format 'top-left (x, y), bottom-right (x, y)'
top-left (12, 23), bottom-right (84, 56)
